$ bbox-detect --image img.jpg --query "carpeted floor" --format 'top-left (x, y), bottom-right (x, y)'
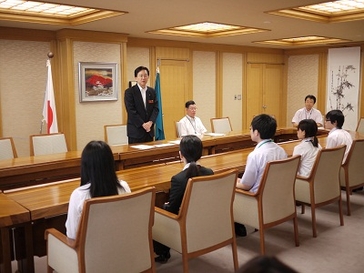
top-left (22, 190), bottom-right (364, 273)
top-left (154, 190), bottom-right (364, 273)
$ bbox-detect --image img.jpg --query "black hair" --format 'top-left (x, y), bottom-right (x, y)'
top-left (326, 109), bottom-right (345, 129)
top-left (297, 119), bottom-right (319, 147)
top-left (80, 140), bottom-right (122, 198)
top-left (305, 95), bottom-right (316, 104)
top-left (251, 114), bottom-right (277, 140)
top-left (134, 66), bottom-right (149, 77)
top-left (180, 135), bottom-right (203, 178)
top-left (185, 100), bottom-right (196, 108)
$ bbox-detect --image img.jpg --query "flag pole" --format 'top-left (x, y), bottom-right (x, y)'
top-left (40, 52), bottom-right (55, 134)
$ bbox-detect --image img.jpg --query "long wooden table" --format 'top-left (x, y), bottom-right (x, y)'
top-left (0, 128), bottom-right (327, 191)
top-left (7, 129), bottom-right (359, 273)
top-left (0, 193), bottom-right (31, 273)
top-left (0, 151), bottom-right (83, 191)
top-left (111, 128), bottom-right (328, 169)
top-left (1, 137), bottom-right (315, 235)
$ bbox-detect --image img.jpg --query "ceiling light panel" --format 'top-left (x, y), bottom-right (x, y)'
top-left (0, 0), bottom-right (126, 25)
top-left (148, 21), bottom-right (269, 38)
top-left (267, 0), bottom-right (364, 23)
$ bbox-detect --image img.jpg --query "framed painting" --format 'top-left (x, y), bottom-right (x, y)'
top-left (79, 62), bottom-right (118, 102)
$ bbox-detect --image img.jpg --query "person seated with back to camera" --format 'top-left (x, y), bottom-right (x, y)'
top-left (235, 114), bottom-right (287, 236)
top-left (65, 140), bottom-right (131, 239)
top-left (179, 100), bottom-right (207, 137)
top-left (293, 119), bottom-right (322, 178)
top-left (153, 135), bottom-right (214, 263)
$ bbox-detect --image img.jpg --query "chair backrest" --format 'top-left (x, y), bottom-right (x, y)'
top-left (104, 124), bottom-right (128, 145)
top-left (310, 145), bottom-right (346, 203)
top-left (341, 139), bottom-right (364, 187)
top-left (179, 169), bottom-right (237, 253)
top-left (0, 137), bottom-right (17, 159)
top-left (259, 156), bottom-right (301, 224)
top-left (77, 187), bottom-right (155, 273)
top-left (356, 117), bottom-right (364, 134)
top-left (30, 133), bottom-right (68, 156)
top-left (175, 121), bottom-right (182, 138)
top-left (210, 117), bottom-right (232, 134)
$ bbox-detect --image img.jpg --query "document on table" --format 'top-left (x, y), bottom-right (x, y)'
top-left (168, 139), bottom-right (181, 145)
top-left (204, 132), bottom-right (226, 137)
top-left (154, 143), bottom-right (175, 148)
top-left (131, 144), bottom-right (155, 150)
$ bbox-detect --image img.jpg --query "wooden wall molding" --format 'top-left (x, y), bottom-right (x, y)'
top-left (56, 28), bottom-right (128, 43)
top-left (0, 26), bottom-right (55, 41)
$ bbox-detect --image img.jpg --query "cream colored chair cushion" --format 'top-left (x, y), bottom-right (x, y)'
top-left (46, 187), bottom-right (156, 273)
top-left (339, 139), bottom-right (364, 215)
top-left (234, 156), bottom-right (301, 254)
top-left (210, 117), bottom-right (232, 134)
top-left (356, 117), bottom-right (364, 134)
top-left (0, 137), bottom-right (17, 159)
top-left (152, 169), bottom-right (239, 273)
top-left (104, 124), bottom-right (128, 145)
top-left (175, 121), bottom-right (182, 138)
top-left (295, 145), bottom-right (346, 237)
top-left (30, 133), bottom-right (68, 156)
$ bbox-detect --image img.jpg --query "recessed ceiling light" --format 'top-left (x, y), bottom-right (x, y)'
top-left (0, 0), bottom-right (127, 26)
top-left (147, 21), bottom-right (269, 38)
top-left (254, 35), bottom-right (351, 46)
top-left (267, 0), bottom-right (364, 23)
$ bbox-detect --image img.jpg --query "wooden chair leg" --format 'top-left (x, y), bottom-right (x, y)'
top-left (293, 217), bottom-right (299, 246)
top-left (338, 198), bottom-right (344, 226)
top-left (311, 205), bottom-right (317, 238)
top-left (259, 228), bottom-right (265, 255)
top-left (231, 240), bottom-right (239, 272)
top-left (345, 188), bottom-right (351, 216)
top-left (181, 246), bottom-right (189, 273)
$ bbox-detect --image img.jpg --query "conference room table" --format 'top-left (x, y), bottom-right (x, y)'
top-left (2, 131), bottom-right (337, 228)
top-left (111, 127), bottom-right (329, 169)
top-left (0, 128), bottom-right (307, 190)
top-left (0, 193), bottom-right (32, 273)
top-left (5, 129), bottom-right (360, 273)
top-left (0, 151), bottom-right (85, 191)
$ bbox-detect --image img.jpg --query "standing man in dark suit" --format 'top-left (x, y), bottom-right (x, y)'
top-left (124, 66), bottom-right (159, 144)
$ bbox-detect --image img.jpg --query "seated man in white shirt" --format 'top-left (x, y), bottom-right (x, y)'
top-left (325, 109), bottom-right (353, 163)
top-left (292, 95), bottom-right (323, 127)
top-left (179, 100), bottom-right (207, 137)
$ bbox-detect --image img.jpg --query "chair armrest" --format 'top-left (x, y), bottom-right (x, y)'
top-left (45, 228), bottom-right (76, 248)
top-left (154, 207), bottom-right (180, 220)
top-left (235, 188), bottom-right (257, 197)
top-left (296, 175), bottom-right (310, 181)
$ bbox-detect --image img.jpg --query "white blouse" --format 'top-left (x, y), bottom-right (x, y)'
top-left (65, 180), bottom-right (131, 239)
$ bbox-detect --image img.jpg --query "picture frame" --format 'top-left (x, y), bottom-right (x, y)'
top-left (78, 62), bottom-right (118, 102)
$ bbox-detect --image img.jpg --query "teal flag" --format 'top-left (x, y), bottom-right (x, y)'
top-left (155, 68), bottom-right (165, 140)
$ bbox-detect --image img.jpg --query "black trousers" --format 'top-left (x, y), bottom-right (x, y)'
top-left (153, 240), bottom-right (170, 255)
top-left (128, 134), bottom-right (153, 144)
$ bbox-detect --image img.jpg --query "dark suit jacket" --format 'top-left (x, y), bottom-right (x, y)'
top-left (164, 166), bottom-right (214, 214)
top-left (124, 84), bottom-right (159, 139)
